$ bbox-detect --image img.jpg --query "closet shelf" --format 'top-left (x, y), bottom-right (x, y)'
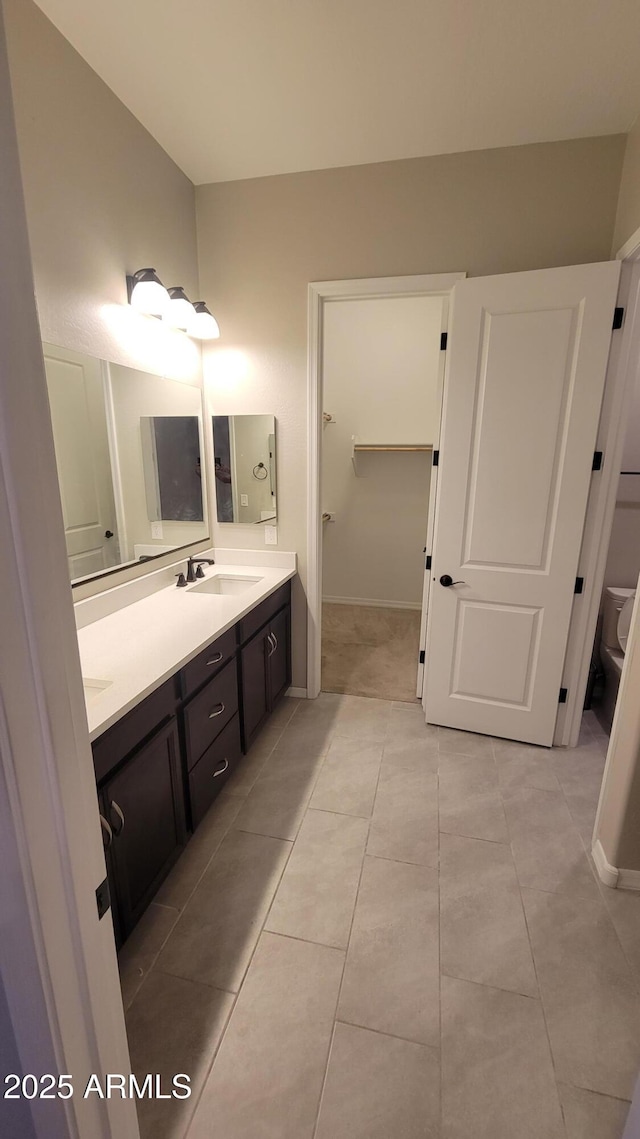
top-left (353, 444), bottom-right (432, 451)
top-left (351, 437), bottom-right (433, 474)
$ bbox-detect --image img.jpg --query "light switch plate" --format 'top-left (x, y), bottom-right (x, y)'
top-left (241, 494), bottom-right (249, 507)
top-left (151, 521), bottom-right (163, 539)
top-left (264, 525), bottom-right (278, 545)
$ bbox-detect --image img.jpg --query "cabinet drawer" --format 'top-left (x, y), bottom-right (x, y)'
top-left (237, 580), bottom-right (291, 645)
top-left (180, 627), bottom-right (237, 699)
top-left (183, 658), bottom-right (238, 769)
top-left (93, 676), bottom-right (178, 784)
top-left (189, 714), bottom-right (242, 829)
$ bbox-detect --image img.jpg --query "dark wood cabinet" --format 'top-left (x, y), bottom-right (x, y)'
top-left (102, 718), bottom-right (186, 943)
top-left (93, 579), bottom-right (293, 945)
top-left (269, 604), bottom-right (291, 706)
top-left (182, 658), bottom-right (239, 768)
top-left (240, 599), bottom-right (292, 749)
top-left (189, 714), bottom-right (242, 829)
top-left (241, 629), bottom-right (270, 746)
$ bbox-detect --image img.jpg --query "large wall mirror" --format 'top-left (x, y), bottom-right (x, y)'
top-left (43, 343), bottom-right (209, 585)
top-left (212, 414), bottom-right (277, 524)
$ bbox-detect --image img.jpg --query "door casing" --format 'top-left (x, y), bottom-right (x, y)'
top-left (306, 272), bottom-right (466, 700)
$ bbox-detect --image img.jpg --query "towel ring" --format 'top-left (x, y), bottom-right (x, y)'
top-left (252, 462), bottom-right (268, 480)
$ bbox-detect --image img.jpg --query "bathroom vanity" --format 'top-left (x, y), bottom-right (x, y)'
top-left (77, 555), bottom-right (295, 946)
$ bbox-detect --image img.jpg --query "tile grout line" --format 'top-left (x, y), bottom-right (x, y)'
top-left (184, 707), bottom-right (364, 1139)
top-left (143, 697), bottom-right (304, 1139)
top-left (547, 727), bottom-right (640, 1001)
top-left (334, 1015), bottom-right (442, 1052)
top-left (311, 718), bottom-right (392, 1137)
top-left (492, 738), bottom-right (569, 1128)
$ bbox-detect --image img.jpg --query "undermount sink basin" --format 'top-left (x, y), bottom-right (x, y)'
top-left (83, 677), bottom-right (112, 703)
top-left (189, 573), bottom-right (263, 596)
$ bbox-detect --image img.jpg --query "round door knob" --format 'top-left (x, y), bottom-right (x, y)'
top-left (440, 574), bottom-right (454, 587)
top-left (104, 530), bottom-right (114, 539)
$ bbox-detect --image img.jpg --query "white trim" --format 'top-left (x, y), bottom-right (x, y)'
top-left (306, 273), bottom-right (465, 700)
top-left (616, 222), bottom-right (640, 263)
top-left (618, 867), bottom-right (640, 891)
top-left (323, 595), bottom-right (422, 611)
top-left (592, 840), bottom-right (640, 891)
top-left (592, 838), bottom-right (620, 888)
top-left (556, 253), bottom-right (640, 745)
top-left (286, 686), bottom-right (308, 699)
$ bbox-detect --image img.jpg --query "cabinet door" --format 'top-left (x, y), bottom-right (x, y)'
top-left (104, 718), bottom-right (186, 940)
top-left (241, 630), bottom-right (269, 748)
top-left (268, 606), bottom-right (291, 707)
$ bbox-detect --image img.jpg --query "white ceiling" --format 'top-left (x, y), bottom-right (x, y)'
top-left (35, 0), bottom-right (640, 186)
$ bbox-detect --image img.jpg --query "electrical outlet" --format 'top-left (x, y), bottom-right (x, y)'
top-left (264, 525), bottom-right (278, 545)
top-left (240, 494), bottom-right (249, 507)
top-left (151, 521), bottom-right (163, 539)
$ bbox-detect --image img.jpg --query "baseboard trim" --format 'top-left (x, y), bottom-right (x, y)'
top-left (592, 839), bottom-right (620, 888)
top-left (618, 867), bottom-right (640, 891)
top-left (286, 686), bottom-right (308, 699)
top-left (322, 595), bottom-right (422, 611)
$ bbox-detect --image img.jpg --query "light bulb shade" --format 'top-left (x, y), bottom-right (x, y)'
top-left (128, 268), bottom-right (170, 315)
top-left (188, 301), bottom-right (221, 340)
top-left (163, 286), bottom-right (196, 330)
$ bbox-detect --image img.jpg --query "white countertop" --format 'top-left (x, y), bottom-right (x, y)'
top-left (76, 551), bottom-right (296, 741)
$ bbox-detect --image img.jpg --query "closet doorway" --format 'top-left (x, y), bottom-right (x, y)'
top-left (310, 275), bottom-right (463, 702)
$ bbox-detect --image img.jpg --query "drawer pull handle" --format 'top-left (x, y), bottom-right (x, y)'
top-left (100, 814), bottom-right (113, 850)
top-left (213, 758), bottom-right (229, 778)
top-left (109, 800), bottom-right (125, 836)
top-left (208, 702), bottom-right (225, 719)
top-left (272, 632), bottom-right (278, 651)
top-left (267, 632), bottom-right (276, 657)
top-left (207, 652), bottom-right (223, 666)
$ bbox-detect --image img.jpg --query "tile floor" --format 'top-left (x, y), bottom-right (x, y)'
top-left (322, 602), bottom-right (421, 702)
top-left (120, 696), bottom-right (640, 1139)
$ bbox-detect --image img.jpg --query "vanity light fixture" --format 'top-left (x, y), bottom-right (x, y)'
top-left (126, 268), bottom-right (170, 316)
top-left (126, 269), bottom-right (220, 340)
top-left (163, 286), bottom-right (196, 330)
top-left (188, 302), bottom-right (221, 340)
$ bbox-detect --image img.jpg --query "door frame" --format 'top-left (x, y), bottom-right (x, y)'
top-left (555, 234), bottom-right (640, 746)
top-left (306, 272), bottom-right (465, 699)
top-left (0, 13), bottom-right (138, 1138)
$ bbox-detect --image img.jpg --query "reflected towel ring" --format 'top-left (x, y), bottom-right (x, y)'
top-left (252, 462), bottom-right (268, 480)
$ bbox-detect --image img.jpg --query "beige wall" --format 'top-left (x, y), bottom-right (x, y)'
top-left (4, 0), bottom-right (210, 600)
top-left (197, 135), bottom-right (625, 687)
top-left (4, 0), bottom-right (200, 379)
top-left (613, 116), bottom-right (640, 254)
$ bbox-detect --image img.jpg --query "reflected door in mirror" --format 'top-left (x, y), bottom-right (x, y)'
top-left (44, 345), bottom-right (120, 579)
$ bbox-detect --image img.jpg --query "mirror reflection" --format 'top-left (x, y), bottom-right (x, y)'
top-left (43, 344), bottom-right (209, 584)
top-left (212, 414), bottom-right (277, 524)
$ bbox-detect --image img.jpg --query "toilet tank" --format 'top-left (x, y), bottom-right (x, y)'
top-left (602, 587), bottom-right (635, 650)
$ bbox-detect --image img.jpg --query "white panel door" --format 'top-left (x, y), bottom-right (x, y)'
top-left (44, 345), bottom-right (119, 580)
top-left (424, 262), bottom-right (620, 745)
